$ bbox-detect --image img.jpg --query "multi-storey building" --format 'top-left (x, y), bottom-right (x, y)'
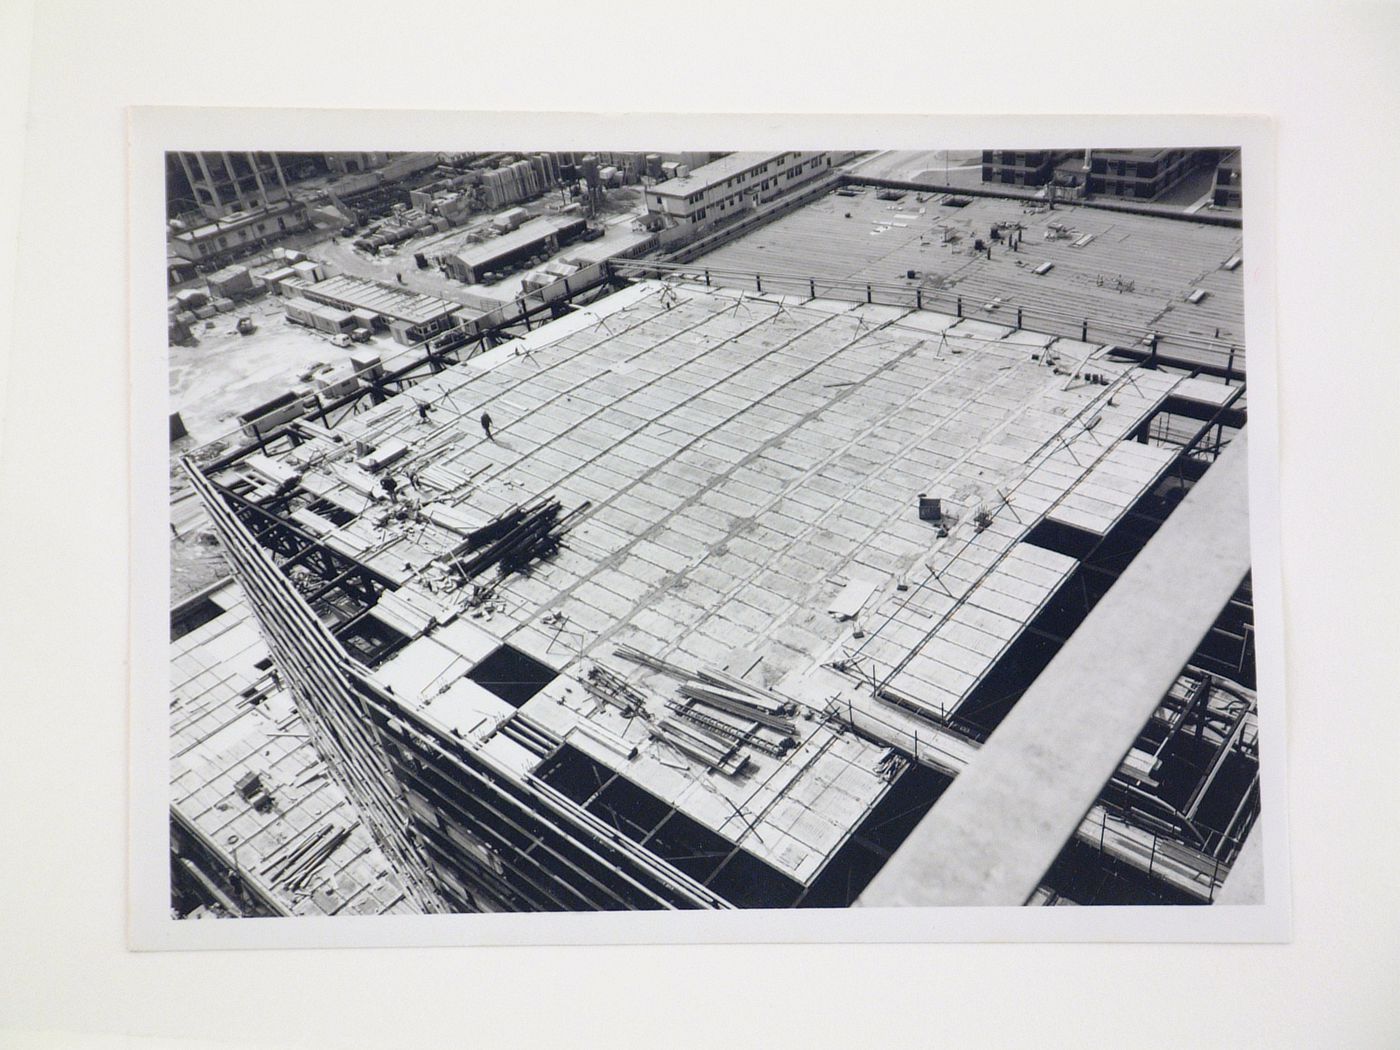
top-left (980, 150), bottom-right (1073, 187)
top-left (1081, 148), bottom-right (1212, 200)
top-left (178, 268), bottom-right (1258, 914)
top-left (167, 199), bottom-right (312, 266)
top-left (1213, 150), bottom-right (1243, 208)
top-left (171, 151), bottom-right (295, 220)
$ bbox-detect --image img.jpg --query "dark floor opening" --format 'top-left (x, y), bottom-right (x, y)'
top-left (336, 615), bottom-right (408, 668)
top-left (798, 761), bottom-right (952, 908)
top-left (534, 743), bottom-right (805, 907)
top-left (1039, 838), bottom-right (1204, 906)
top-left (466, 645), bottom-right (558, 708)
top-left (170, 594), bottom-right (224, 641)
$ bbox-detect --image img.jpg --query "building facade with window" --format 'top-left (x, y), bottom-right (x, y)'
top-left (643, 151), bottom-right (832, 232)
top-left (168, 199), bottom-right (312, 265)
top-left (1082, 148), bottom-right (1212, 200)
top-left (172, 151), bottom-right (295, 220)
top-left (1213, 150), bottom-right (1242, 208)
top-left (980, 150), bottom-right (1073, 187)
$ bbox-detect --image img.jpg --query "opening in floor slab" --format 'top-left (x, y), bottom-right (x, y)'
top-left (466, 645), bottom-right (559, 708)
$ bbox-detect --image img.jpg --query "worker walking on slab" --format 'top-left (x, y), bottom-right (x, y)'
top-left (480, 410), bottom-right (494, 441)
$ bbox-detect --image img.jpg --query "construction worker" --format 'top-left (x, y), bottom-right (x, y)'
top-left (480, 410), bottom-right (494, 441)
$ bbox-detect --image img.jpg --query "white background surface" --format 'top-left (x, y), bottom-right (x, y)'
top-left (1, 2), bottom-right (1397, 1047)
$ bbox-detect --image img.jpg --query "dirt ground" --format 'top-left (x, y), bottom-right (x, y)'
top-left (169, 293), bottom-right (373, 443)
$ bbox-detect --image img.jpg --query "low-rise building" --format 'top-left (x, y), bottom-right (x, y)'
top-left (1081, 148), bottom-right (1211, 200)
top-left (443, 215), bottom-right (588, 285)
top-left (643, 151), bottom-right (832, 232)
top-left (981, 150), bottom-right (1073, 187)
top-left (284, 296), bottom-right (356, 335)
top-left (289, 273), bottom-right (463, 345)
top-left (168, 200), bottom-right (311, 265)
top-left (1213, 150), bottom-right (1242, 208)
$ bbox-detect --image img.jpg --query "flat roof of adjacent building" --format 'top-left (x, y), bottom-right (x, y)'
top-left (301, 273), bottom-right (462, 326)
top-left (172, 199), bottom-right (304, 242)
top-left (449, 215), bottom-right (586, 270)
top-left (650, 151), bottom-right (797, 198)
top-left (200, 278), bottom-right (1207, 888)
top-left (685, 186), bottom-right (1246, 367)
top-left (283, 295), bottom-right (355, 324)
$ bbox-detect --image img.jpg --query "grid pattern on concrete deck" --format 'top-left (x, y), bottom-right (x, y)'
top-left (171, 588), bottom-right (415, 917)
top-left (522, 674), bottom-right (896, 885)
top-left (859, 542), bottom-right (1079, 721)
top-left (1044, 440), bottom-right (1179, 536)
top-left (686, 188), bottom-right (1245, 362)
top-left (217, 279), bottom-right (1188, 888)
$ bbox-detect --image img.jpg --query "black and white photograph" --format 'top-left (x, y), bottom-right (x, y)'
top-left (8, 5), bottom-right (1400, 1048)
top-left (145, 128), bottom-right (1284, 938)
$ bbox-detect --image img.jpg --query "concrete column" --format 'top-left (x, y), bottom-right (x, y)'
top-left (220, 152), bottom-right (249, 211)
top-left (194, 152), bottom-right (223, 214)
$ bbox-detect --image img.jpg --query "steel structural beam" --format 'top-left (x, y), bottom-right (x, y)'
top-left (858, 432), bottom-right (1251, 908)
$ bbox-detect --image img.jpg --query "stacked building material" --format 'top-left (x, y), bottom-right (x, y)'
top-left (648, 717), bottom-right (748, 776)
top-left (665, 696), bottom-right (794, 756)
top-left (613, 645), bottom-right (800, 757)
top-left (453, 497), bottom-right (589, 581)
top-left (472, 155), bottom-right (560, 209)
top-left (583, 662), bottom-right (647, 717)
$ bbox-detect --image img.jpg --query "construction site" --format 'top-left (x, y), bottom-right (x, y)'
top-left (167, 150), bottom-right (1259, 918)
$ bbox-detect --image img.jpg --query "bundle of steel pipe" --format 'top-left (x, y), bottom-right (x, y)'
top-left (583, 662), bottom-right (648, 717)
top-left (612, 643), bottom-right (689, 678)
top-left (666, 698), bottom-right (794, 756)
top-left (454, 497), bottom-right (590, 580)
top-left (675, 682), bottom-right (797, 734)
top-left (648, 717), bottom-right (748, 776)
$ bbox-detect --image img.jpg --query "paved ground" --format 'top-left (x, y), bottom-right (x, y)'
top-left (846, 150), bottom-right (982, 183)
